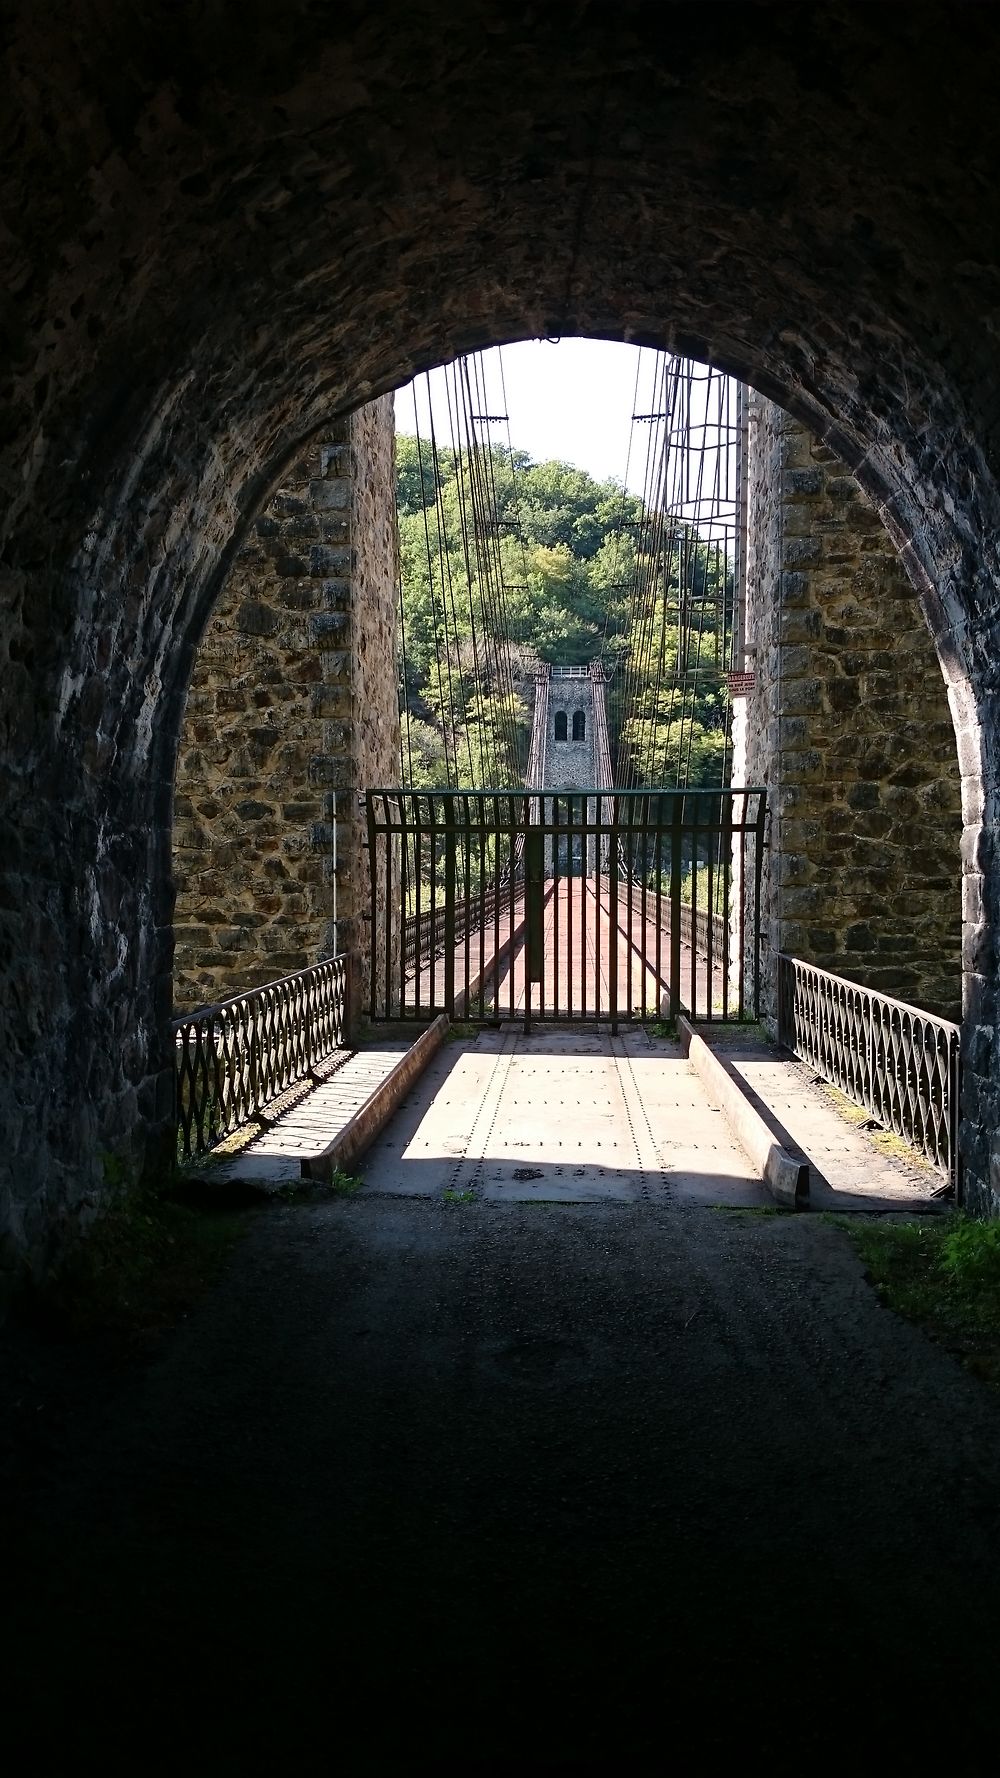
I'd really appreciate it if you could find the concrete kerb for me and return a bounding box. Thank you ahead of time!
[678,1015,810,1210]
[301,1014,450,1183]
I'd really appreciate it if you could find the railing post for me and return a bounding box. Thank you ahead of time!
[752,788,765,1022]
[366,790,379,1018]
[525,815,545,1036]
[609,792,620,1036]
[669,794,683,1022]
[443,797,457,1018]
[951,1027,963,1202]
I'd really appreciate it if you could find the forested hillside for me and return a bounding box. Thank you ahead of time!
[395,433,732,790]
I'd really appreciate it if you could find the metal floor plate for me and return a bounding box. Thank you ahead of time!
[358,1026,770,1205]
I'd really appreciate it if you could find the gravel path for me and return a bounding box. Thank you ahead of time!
[5,1197,1000,1765]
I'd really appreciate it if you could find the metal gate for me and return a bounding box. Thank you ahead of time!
[367,787,766,1028]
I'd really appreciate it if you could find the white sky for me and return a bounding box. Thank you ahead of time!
[398,339,660,497]
[397,339,738,527]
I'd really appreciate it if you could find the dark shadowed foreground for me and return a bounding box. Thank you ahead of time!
[5,1199,1000,1765]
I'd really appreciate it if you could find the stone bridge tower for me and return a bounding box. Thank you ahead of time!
[527,663,613,874]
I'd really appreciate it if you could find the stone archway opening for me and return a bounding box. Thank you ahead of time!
[4,4,1000,1290]
[170,345,964,1156]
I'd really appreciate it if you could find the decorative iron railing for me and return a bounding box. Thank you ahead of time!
[677,901,727,959]
[776,954,961,1190]
[403,877,520,970]
[172,954,350,1160]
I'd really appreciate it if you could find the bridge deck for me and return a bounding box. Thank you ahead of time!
[209,1023,941,1214]
[404,874,726,1021]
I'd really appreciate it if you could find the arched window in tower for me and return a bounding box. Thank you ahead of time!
[573,710,586,741]
[554,710,568,741]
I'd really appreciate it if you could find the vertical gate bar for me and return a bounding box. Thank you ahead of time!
[737,791,748,1021]
[443,796,457,1019]
[539,796,548,1020]
[515,794,524,1021]
[428,799,439,1012]
[548,800,555,1024]
[670,793,683,1022]
[690,800,700,1022]
[566,796,573,1020]
[596,801,604,1020]
[637,803,646,1022]
[697,800,704,1024]
[579,798,588,1020]
[589,795,596,1021]
[426,810,434,1018]
[383,795,394,1025]
[483,800,491,1024]
[594,800,604,1024]
[734,794,745,1021]
[525,805,545,1034]
[414,805,423,1022]
[722,794,733,1022]
[753,788,766,1022]
[507,798,514,1020]
[399,811,410,1021]
[624,800,632,1019]
[586,797,591,1015]
[463,793,472,1017]
[436,817,445,1013]
[706,802,716,1024]
[479,798,487,1021]
[610,790,620,1035]
[625,800,635,1021]
[647,800,654,1024]
[366,792,378,1018]
[736,790,747,1024]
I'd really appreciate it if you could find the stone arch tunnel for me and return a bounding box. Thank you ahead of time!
[3,0,1000,1286]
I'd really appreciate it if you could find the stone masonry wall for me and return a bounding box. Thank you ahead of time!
[173,396,400,1020]
[547,683,596,792]
[733,396,963,1026]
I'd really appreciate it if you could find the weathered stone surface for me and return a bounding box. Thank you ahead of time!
[173,399,400,1014]
[5,2,1000,1288]
[733,398,963,1025]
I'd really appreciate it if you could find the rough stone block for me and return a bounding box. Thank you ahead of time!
[309,477,350,510]
[310,544,352,577]
[784,468,822,495]
[310,611,349,642]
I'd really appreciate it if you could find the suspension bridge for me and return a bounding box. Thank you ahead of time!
[369,661,765,1029]
[376,349,763,1031]
[171,346,960,1203]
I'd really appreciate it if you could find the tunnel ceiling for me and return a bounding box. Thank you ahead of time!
[3,3,1000,537]
[1,0,1000,781]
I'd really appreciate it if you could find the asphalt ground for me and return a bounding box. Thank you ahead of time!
[4,1194,1000,1768]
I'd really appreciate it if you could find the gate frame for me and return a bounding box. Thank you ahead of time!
[366,786,767,1029]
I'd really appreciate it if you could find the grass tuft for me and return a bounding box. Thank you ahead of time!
[32,1189,245,1339]
[839,1212,1000,1385]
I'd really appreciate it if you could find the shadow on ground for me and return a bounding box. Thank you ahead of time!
[4,1196,1000,1765]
